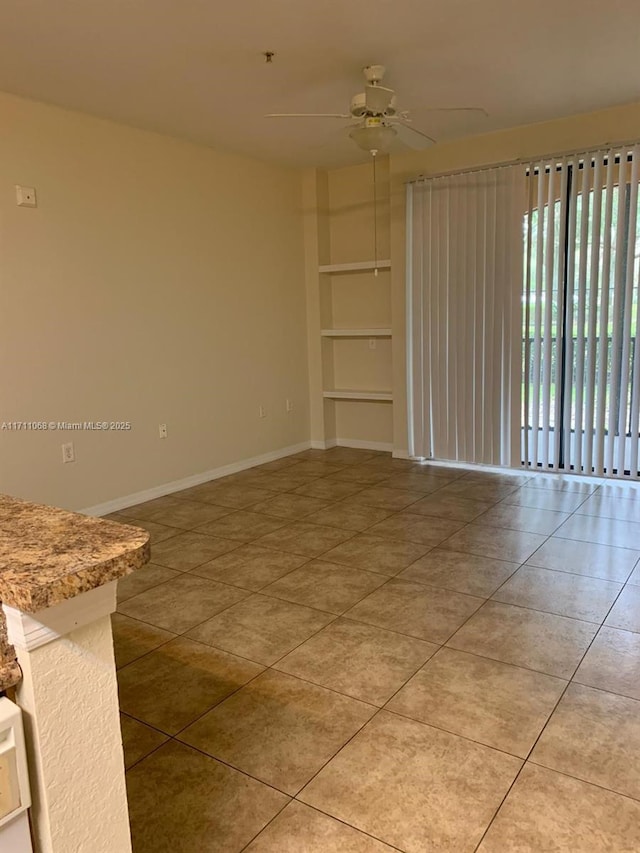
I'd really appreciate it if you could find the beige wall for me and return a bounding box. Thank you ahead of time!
[0,92,308,510]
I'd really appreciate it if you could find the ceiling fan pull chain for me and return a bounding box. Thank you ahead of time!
[373,153,378,276]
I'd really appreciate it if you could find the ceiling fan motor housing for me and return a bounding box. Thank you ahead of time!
[351,92,397,118]
[350,94,367,117]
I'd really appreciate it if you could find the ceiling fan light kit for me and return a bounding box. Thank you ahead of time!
[349,119,397,155]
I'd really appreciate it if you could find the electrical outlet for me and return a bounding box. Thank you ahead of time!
[158,424,168,439]
[369,338,377,350]
[61,442,75,463]
[286,399,294,413]
[258,405,266,419]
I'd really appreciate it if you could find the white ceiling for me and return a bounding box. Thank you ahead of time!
[0,0,638,168]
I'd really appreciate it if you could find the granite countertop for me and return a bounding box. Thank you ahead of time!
[0,493,150,692]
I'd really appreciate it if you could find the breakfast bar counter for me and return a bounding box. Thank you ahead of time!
[0,493,150,852]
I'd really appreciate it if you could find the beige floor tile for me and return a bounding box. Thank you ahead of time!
[461,471,532,488]
[577,493,640,522]
[347,579,482,643]
[253,457,302,472]
[289,448,340,461]
[117,563,180,602]
[186,594,334,665]
[628,562,640,585]
[188,544,307,590]
[248,471,321,492]
[605,583,640,632]
[447,600,597,678]
[477,763,640,853]
[118,637,262,734]
[120,713,168,770]
[492,566,622,623]
[524,476,596,494]
[595,482,640,500]
[179,669,375,795]
[574,626,640,700]
[474,504,569,535]
[440,524,548,563]
[328,467,392,486]
[275,618,437,705]
[322,534,431,577]
[555,514,640,549]
[256,521,355,557]
[249,493,330,521]
[121,495,184,521]
[501,486,589,512]
[366,512,465,546]
[108,514,180,544]
[531,683,640,800]
[141,499,231,530]
[304,503,392,532]
[399,549,519,597]
[359,457,418,473]
[245,801,395,852]
[293,479,367,501]
[111,613,175,669]
[117,574,247,633]
[299,711,521,853]
[127,741,288,853]
[526,537,639,582]
[406,493,493,522]
[196,510,287,542]
[376,473,445,493]
[286,461,346,477]
[178,482,278,509]
[343,486,424,511]
[322,448,382,465]
[436,480,521,503]
[150,531,239,570]
[411,462,465,478]
[263,560,386,614]
[387,647,565,757]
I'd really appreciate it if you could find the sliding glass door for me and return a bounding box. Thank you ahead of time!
[523,146,640,479]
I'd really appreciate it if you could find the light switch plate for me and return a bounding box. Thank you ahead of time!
[16,185,37,208]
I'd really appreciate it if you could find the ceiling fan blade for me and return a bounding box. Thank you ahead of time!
[394,123,437,150]
[265,113,350,119]
[365,84,394,115]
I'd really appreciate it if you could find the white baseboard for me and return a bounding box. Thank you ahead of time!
[310,438,393,453]
[411,457,530,477]
[81,440,312,517]
[392,448,410,459]
[336,438,393,453]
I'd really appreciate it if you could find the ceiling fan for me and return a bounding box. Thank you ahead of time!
[266,64,487,156]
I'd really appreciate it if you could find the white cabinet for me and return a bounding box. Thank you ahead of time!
[0,697,32,852]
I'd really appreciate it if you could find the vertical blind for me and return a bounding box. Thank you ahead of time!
[523,145,640,478]
[406,165,526,465]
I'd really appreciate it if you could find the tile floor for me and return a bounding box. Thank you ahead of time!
[109,448,640,852]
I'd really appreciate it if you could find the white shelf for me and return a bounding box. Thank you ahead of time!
[321,328,392,338]
[323,389,393,402]
[318,260,391,274]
